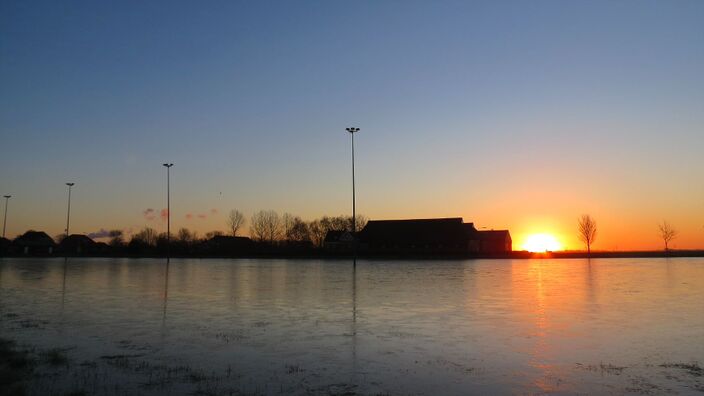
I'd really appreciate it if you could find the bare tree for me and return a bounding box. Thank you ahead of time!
[577,214,597,255]
[283,213,296,240]
[308,219,327,247]
[108,229,124,247]
[353,215,368,233]
[131,227,158,247]
[306,214,368,247]
[250,210,282,243]
[227,209,245,237]
[658,221,678,251]
[282,213,310,242]
[177,228,197,244]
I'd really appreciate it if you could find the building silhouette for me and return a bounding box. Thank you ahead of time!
[326,217,511,255]
[13,230,56,255]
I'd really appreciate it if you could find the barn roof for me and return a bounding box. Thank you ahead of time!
[359,218,470,245]
[476,230,512,241]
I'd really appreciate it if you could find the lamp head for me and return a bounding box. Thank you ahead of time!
[66,183,75,187]
[3,195,10,199]
[346,127,360,133]
[163,163,173,168]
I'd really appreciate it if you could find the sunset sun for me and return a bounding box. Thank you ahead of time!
[522,233,563,252]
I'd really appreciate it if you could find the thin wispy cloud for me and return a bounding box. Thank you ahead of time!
[143,208,156,221]
[183,209,217,220]
[87,229,111,239]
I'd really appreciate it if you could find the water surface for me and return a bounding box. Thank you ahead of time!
[1,257,703,395]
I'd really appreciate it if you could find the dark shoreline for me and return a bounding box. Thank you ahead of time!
[2,250,704,260]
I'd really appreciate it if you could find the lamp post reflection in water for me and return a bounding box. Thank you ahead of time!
[162,258,170,334]
[351,258,358,383]
[60,257,68,326]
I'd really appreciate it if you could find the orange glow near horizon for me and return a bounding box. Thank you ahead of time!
[522,233,563,252]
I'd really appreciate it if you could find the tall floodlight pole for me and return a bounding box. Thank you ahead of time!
[163,163,173,256]
[346,128,360,258]
[2,195,10,238]
[65,183,75,238]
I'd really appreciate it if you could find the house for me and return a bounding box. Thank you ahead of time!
[13,231,56,255]
[349,217,511,255]
[0,237,11,255]
[59,234,98,255]
[323,230,356,251]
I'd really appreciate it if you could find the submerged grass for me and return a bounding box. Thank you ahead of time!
[0,337,35,396]
[41,348,69,366]
[660,362,703,377]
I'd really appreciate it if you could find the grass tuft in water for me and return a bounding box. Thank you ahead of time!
[660,362,703,376]
[0,337,35,396]
[41,348,69,366]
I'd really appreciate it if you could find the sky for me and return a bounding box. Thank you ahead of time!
[1,0,703,250]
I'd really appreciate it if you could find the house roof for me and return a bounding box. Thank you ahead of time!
[14,231,56,247]
[324,230,344,242]
[324,230,354,243]
[323,230,359,243]
[204,235,253,246]
[477,230,511,241]
[59,234,97,247]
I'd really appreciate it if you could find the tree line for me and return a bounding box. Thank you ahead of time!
[0,210,369,256]
[577,214,680,254]
[117,209,367,249]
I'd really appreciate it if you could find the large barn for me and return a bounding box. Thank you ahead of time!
[325,217,511,254]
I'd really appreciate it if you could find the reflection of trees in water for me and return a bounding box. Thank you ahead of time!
[585,258,597,307]
[665,256,675,290]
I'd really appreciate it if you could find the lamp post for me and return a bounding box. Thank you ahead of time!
[163,163,173,256]
[346,127,360,257]
[65,183,75,238]
[2,195,10,239]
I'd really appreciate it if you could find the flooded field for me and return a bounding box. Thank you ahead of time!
[1,257,703,395]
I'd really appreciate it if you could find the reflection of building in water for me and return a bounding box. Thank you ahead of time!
[325,218,511,254]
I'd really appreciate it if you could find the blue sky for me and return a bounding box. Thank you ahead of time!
[1,1,703,249]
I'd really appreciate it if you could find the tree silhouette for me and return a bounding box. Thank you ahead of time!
[307,214,367,247]
[227,209,245,237]
[108,229,124,247]
[283,213,310,242]
[577,214,597,255]
[250,210,281,243]
[308,219,327,247]
[132,227,158,246]
[658,221,677,251]
[177,227,197,244]
[353,215,368,233]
